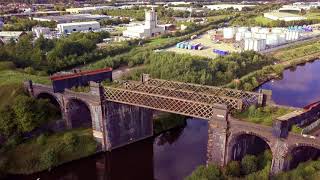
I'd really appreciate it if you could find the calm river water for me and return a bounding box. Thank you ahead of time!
[12,60,320,180]
[258,60,320,108]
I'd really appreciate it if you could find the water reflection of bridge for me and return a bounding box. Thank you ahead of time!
[25,74,320,174]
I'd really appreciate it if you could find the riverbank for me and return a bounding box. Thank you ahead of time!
[225,38,320,90]
[0,128,97,176]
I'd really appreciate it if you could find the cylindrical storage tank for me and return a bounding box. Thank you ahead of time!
[266,34,279,46]
[251,27,261,33]
[272,28,284,34]
[244,32,252,38]
[259,28,270,34]
[223,27,235,39]
[235,32,244,41]
[238,27,249,33]
[278,33,286,44]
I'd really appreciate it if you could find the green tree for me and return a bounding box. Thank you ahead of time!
[241,155,258,175]
[225,161,241,177]
[40,148,59,168]
[0,106,17,137]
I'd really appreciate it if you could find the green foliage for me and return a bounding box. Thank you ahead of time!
[225,161,241,177]
[233,106,292,126]
[3,17,56,31]
[291,125,303,134]
[40,148,59,168]
[63,132,79,152]
[3,128,97,174]
[13,95,52,132]
[0,31,110,73]
[186,164,223,180]
[241,155,258,175]
[0,106,17,137]
[36,134,47,146]
[275,160,320,180]
[0,61,15,71]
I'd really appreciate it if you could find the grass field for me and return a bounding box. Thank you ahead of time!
[254,16,274,26]
[306,12,320,20]
[165,33,240,59]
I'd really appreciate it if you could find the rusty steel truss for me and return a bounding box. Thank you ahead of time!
[103,77,263,120]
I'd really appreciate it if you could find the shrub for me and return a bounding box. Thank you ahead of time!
[40,148,59,168]
[225,161,241,177]
[36,134,47,145]
[24,67,35,75]
[0,61,15,71]
[241,155,258,175]
[186,164,224,180]
[63,132,79,151]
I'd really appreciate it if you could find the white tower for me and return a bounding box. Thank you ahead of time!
[145,7,157,29]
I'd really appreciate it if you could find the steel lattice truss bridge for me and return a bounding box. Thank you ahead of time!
[104,77,263,120]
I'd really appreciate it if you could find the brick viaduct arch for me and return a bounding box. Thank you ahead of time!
[25,81,320,175]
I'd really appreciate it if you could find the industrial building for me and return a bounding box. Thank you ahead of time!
[0,31,26,43]
[222,26,306,51]
[264,11,306,21]
[123,8,165,39]
[32,14,109,23]
[204,4,255,11]
[57,21,100,34]
[66,6,118,14]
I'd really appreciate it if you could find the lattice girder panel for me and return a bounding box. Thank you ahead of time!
[146,78,262,108]
[103,87,221,119]
[121,81,243,110]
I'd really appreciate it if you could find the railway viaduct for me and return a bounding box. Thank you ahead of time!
[25,74,320,174]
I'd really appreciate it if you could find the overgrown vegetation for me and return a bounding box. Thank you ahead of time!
[0,31,110,73]
[275,160,320,179]
[186,150,272,180]
[233,105,292,126]
[3,17,56,31]
[0,128,97,174]
[125,51,275,88]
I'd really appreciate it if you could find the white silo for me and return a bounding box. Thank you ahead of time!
[266,33,279,46]
[236,32,245,41]
[278,33,287,44]
[251,27,261,33]
[244,32,252,38]
[259,28,270,34]
[238,27,249,33]
[223,27,235,39]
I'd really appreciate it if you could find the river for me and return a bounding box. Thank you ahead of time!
[13,60,320,180]
[14,119,208,180]
[258,59,320,108]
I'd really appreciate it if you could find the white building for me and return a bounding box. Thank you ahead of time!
[264,12,306,21]
[204,4,255,11]
[123,8,165,39]
[57,21,100,34]
[0,31,26,43]
[32,27,51,38]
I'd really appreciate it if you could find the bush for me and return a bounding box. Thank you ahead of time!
[241,155,258,175]
[186,164,223,180]
[0,61,15,71]
[40,148,59,168]
[63,132,79,151]
[36,134,47,145]
[24,67,35,75]
[225,161,241,177]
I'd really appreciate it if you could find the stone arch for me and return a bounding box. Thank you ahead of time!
[36,92,62,109]
[287,143,320,169]
[227,131,273,161]
[66,98,93,129]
